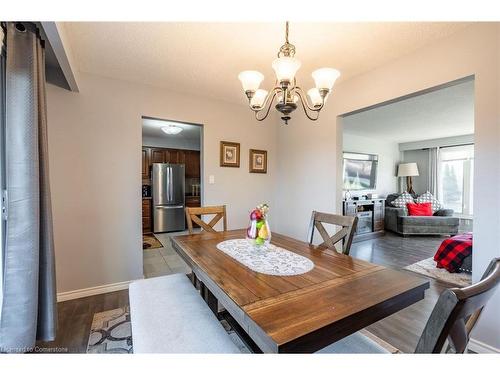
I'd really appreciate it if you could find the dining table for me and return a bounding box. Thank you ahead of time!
[170,229,430,353]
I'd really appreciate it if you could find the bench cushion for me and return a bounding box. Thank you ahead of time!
[129,274,239,353]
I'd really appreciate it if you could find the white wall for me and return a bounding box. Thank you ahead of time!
[343,133,400,197]
[47,72,278,293]
[142,135,200,151]
[275,23,500,350]
[402,149,430,195]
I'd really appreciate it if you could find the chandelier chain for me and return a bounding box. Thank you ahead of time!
[279,21,295,58]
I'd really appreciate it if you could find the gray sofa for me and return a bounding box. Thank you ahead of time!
[385,193,459,236]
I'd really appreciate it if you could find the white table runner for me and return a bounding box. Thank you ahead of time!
[216,239,314,276]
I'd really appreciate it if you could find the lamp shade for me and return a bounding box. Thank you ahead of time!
[238,70,264,92]
[312,68,340,91]
[307,88,323,107]
[397,163,419,177]
[250,89,268,108]
[272,57,301,83]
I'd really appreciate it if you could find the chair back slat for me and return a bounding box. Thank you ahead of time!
[308,211,358,255]
[415,258,500,353]
[185,205,227,234]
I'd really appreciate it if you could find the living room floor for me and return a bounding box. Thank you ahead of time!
[350,231,445,269]
[348,232,456,352]
[37,231,455,353]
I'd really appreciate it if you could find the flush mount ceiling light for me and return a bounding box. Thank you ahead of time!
[161,125,183,135]
[238,22,340,125]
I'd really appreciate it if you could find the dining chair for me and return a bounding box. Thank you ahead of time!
[319,257,500,353]
[415,257,500,353]
[184,205,227,308]
[185,205,227,234]
[307,211,358,255]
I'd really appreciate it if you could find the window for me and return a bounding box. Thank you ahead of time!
[438,144,474,216]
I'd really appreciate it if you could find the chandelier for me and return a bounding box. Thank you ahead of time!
[238,22,340,125]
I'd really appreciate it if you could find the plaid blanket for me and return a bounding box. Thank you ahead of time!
[434,233,473,273]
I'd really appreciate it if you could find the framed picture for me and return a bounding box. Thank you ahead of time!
[249,149,267,173]
[220,141,240,167]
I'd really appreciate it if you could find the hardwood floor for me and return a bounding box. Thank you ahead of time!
[37,231,452,353]
[350,232,454,353]
[36,290,129,353]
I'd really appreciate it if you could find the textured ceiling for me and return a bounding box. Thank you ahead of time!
[343,79,474,143]
[64,22,472,103]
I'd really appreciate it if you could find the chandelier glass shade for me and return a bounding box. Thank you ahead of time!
[238,22,340,125]
[238,70,264,92]
[250,89,269,109]
[272,57,301,83]
[307,88,323,107]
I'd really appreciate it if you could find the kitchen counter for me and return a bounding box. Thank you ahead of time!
[142,196,152,200]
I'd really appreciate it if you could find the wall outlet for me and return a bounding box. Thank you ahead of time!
[209,175,215,184]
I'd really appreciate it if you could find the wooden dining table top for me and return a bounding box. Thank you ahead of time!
[170,229,430,353]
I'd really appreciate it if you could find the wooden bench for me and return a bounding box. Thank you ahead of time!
[129,274,239,353]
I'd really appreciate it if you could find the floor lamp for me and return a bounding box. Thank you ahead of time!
[398,163,419,195]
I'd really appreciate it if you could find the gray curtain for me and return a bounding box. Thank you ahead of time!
[0,22,57,352]
[428,147,440,196]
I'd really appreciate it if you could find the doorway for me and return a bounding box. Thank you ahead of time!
[338,76,474,272]
[141,116,203,278]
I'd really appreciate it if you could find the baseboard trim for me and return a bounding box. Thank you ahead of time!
[57,280,135,302]
[468,338,500,354]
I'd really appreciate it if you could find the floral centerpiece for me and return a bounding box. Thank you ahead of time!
[246,203,271,246]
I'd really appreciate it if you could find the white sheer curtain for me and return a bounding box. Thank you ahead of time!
[428,147,440,197]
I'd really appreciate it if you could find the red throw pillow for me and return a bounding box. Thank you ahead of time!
[407,202,433,216]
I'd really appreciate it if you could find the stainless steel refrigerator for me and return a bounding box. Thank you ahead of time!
[152,163,185,232]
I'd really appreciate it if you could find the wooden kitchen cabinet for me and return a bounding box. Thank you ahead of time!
[185,196,201,207]
[166,149,176,163]
[144,147,199,176]
[193,151,200,178]
[177,150,186,164]
[142,198,152,234]
[142,147,150,179]
[184,150,200,178]
[150,148,167,163]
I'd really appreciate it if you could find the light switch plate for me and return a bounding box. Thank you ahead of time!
[209,175,215,184]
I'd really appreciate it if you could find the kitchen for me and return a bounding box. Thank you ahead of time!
[141,117,202,273]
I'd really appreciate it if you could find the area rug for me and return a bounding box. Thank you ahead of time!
[86,306,398,354]
[86,306,249,354]
[87,307,133,353]
[143,234,163,250]
[404,257,472,287]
